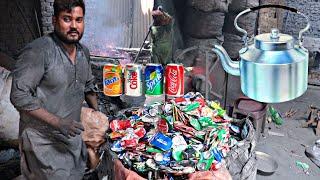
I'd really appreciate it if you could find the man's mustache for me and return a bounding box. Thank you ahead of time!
[67,30,79,35]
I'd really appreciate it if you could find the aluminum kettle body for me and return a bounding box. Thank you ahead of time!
[213,4,310,103]
[239,45,308,103]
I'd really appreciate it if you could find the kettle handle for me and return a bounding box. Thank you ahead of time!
[235,4,310,49]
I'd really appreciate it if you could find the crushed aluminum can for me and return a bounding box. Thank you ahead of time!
[135,142,146,151]
[149,132,172,151]
[122,138,138,148]
[154,151,171,165]
[157,118,169,133]
[134,127,146,138]
[171,165,184,171]
[196,162,206,171]
[146,159,158,170]
[111,140,125,152]
[201,106,217,118]
[109,131,124,140]
[172,149,183,162]
[183,92,196,99]
[197,151,215,171]
[203,151,212,160]
[182,167,195,174]
[133,162,147,172]
[149,107,158,117]
[178,160,197,167]
[230,124,240,134]
[210,160,222,171]
[163,103,173,114]
[212,148,223,162]
[110,119,132,132]
[154,152,164,162]
[172,135,188,151]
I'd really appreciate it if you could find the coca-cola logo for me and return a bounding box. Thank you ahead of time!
[129,71,138,89]
[168,69,178,93]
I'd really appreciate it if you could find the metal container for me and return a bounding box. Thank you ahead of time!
[213,5,310,103]
[124,63,143,96]
[103,64,122,96]
[165,64,184,98]
[256,151,278,175]
[145,63,164,95]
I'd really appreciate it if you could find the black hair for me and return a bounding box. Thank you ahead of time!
[53,0,85,17]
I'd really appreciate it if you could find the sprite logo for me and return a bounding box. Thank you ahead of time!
[146,70,162,92]
[104,76,119,86]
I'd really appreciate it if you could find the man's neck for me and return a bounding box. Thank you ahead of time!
[61,42,77,63]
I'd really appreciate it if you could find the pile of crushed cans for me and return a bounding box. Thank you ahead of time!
[108,92,241,177]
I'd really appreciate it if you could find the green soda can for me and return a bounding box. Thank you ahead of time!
[144,63,164,95]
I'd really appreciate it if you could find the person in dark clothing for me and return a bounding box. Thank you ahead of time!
[10,0,98,179]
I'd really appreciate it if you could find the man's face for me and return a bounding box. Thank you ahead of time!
[53,6,84,44]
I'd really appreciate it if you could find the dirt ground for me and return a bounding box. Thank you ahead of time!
[256,85,320,180]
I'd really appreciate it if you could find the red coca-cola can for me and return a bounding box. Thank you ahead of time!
[165,63,184,98]
[110,120,132,132]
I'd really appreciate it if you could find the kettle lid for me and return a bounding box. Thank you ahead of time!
[254,28,294,51]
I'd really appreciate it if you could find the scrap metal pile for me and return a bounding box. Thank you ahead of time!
[108,92,244,176]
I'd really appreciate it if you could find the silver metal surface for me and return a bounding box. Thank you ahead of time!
[270,28,280,39]
[213,42,308,103]
[256,151,278,175]
[254,32,294,51]
[240,45,308,103]
[297,11,311,48]
[234,8,251,48]
[213,45,240,76]
[214,6,310,103]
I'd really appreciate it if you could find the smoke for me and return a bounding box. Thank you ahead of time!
[81,0,131,56]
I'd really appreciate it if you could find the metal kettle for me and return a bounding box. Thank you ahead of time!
[213,5,310,103]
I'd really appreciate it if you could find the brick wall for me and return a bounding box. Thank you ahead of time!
[283,0,320,51]
[284,0,320,38]
[40,0,54,34]
[0,0,41,58]
[258,0,286,34]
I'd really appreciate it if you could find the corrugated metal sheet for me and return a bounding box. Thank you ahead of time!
[131,0,154,48]
[83,0,153,51]
[104,0,132,47]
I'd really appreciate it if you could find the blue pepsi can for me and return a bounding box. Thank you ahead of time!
[149,132,172,151]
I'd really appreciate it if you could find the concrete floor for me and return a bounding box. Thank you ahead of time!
[256,85,320,180]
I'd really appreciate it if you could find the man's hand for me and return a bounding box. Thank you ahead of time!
[56,118,84,138]
[24,108,84,138]
[114,159,146,180]
[188,167,232,180]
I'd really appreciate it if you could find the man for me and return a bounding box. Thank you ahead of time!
[10,0,98,179]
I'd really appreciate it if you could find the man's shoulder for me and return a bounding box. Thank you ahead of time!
[26,34,55,50]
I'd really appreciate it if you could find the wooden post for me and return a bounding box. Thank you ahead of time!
[257,0,286,33]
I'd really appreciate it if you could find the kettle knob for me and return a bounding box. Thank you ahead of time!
[270,28,280,39]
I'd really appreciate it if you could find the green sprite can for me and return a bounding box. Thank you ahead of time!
[144,63,163,95]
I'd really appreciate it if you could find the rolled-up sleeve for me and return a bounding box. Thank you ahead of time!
[10,46,45,111]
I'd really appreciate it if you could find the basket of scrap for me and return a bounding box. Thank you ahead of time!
[96,92,257,179]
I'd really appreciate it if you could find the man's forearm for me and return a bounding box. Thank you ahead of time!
[85,92,98,111]
[24,108,60,128]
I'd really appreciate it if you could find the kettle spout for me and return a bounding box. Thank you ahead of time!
[212,45,240,76]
